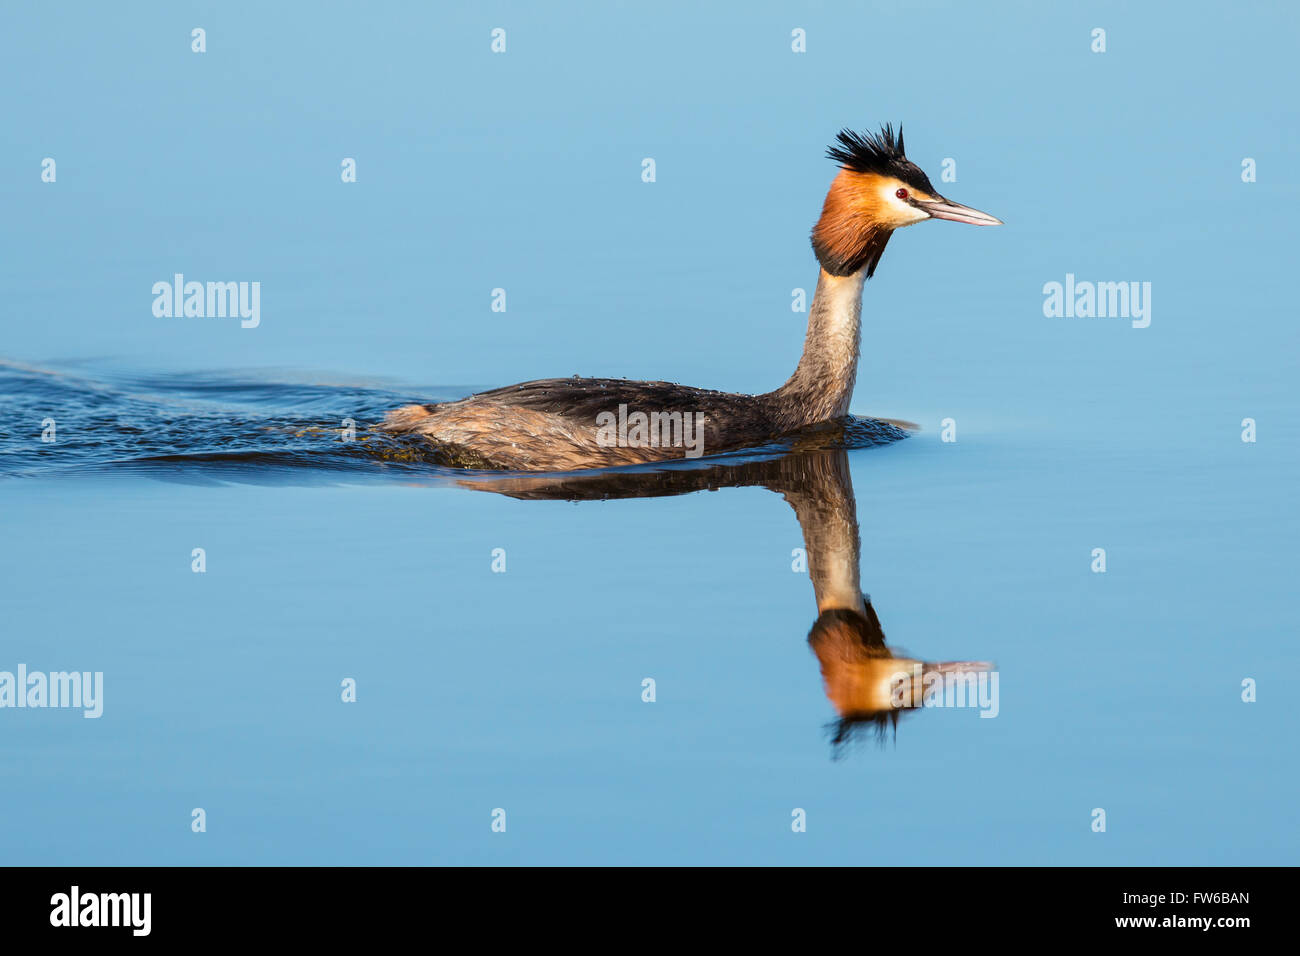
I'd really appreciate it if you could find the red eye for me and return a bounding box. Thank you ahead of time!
[896,188,909,200]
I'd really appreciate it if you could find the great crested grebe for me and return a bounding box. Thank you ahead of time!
[383,125,1001,471]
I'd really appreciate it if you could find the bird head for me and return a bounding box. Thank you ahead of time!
[807,603,994,754]
[811,124,1002,278]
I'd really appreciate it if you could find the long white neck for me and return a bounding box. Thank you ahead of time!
[766,267,867,428]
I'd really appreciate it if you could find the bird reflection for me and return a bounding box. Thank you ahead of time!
[457,446,991,755]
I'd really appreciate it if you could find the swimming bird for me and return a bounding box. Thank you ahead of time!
[382,125,1001,471]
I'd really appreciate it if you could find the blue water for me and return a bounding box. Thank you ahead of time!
[2,1,1297,865]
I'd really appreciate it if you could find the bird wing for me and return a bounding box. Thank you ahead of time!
[448,377,754,419]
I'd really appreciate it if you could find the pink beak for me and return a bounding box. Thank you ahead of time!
[918,196,1003,226]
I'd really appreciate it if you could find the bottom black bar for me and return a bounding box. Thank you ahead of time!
[0,866,1280,940]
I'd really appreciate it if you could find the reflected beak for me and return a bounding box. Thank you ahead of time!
[918,196,1003,226]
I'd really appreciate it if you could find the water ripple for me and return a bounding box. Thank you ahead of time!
[0,360,909,483]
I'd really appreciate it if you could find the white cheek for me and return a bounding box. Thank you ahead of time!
[879,187,929,225]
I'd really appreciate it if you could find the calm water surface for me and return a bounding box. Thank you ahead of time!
[1,361,1293,865]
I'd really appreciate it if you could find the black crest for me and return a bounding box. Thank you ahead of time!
[826,124,935,194]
